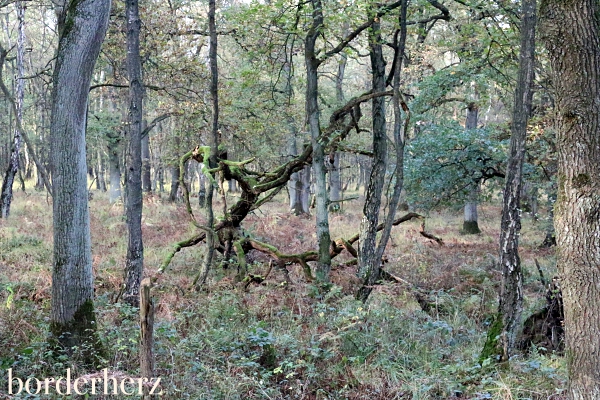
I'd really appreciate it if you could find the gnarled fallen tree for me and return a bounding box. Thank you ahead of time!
[158,89,442,286]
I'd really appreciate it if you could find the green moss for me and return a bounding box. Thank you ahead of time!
[479,313,503,364]
[462,221,481,235]
[49,299,105,368]
[60,0,81,38]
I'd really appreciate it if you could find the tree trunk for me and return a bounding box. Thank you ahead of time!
[168,165,179,202]
[49,0,110,365]
[299,165,311,214]
[329,24,347,213]
[228,179,236,193]
[0,2,24,218]
[195,0,219,287]
[357,16,388,302]
[328,152,342,212]
[306,0,331,284]
[288,148,300,213]
[540,0,600,397]
[97,149,107,192]
[371,0,409,292]
[108,139,122,203]
[198,164,206,206]
[123,0,144,307]
[142,128,152,192]
[481,0,536,363]
[463,195,481,234]
[463,102,481,234]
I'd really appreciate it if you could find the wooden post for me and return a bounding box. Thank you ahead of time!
[140,278,155,397]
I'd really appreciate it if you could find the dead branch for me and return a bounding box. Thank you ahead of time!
[419,221,444,245]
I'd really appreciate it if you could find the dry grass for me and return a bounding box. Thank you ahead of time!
[0,187,564,399]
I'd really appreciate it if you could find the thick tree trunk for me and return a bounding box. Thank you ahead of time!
[49,0,110,364]
[357,18,388,302]
[463,102,481,234]
[0,2,24,218]
[540,1,600,397]
[482,0,536,363]
[306,0,331,284]
[123,0,144,307]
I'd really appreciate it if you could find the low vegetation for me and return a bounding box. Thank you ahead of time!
[0,188,564,399]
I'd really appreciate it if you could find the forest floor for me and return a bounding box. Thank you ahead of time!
[0,187,565,399]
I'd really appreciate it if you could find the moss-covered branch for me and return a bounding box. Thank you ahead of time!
[244,238,316,281]
[158,233,206,273]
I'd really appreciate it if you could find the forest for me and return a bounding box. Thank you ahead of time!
[0,0,599,398]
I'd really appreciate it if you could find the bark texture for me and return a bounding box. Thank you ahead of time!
[196,0,219,287]
[540,0,600,397]
[306,0,332,284]
[49,0,110,363]
[142,130,152,192]
[356,19,388,302]
[107,128,122,203]
[123,0,144,307]
[463,102,481,234]
[0,2,25,218]
[494,0,536,362]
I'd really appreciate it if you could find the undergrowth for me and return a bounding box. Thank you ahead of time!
[0,189,565,399]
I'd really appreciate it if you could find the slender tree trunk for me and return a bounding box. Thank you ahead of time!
[328,152,341,211]
[49,0,110,364]
[481,0,536,363]
[0,2,24,218]
[196,0,219,287]
[463,102,481,234]
[540,0,600,397]
[329,23,348,213]
[300,165,311,213]
[123,0,144,307]
[356,17,388,302]
[306,0,331,284]
[288,136,301,212]
[98,149,107,192]
[142,127,151,192]
[372,0,409,285]
[108,139,122,203]
[198,165,206,206]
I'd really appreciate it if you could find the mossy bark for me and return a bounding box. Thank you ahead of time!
[49,0,110,370]
[462,220,481,235]
[479,313,503,364]
[49,300,105,367]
